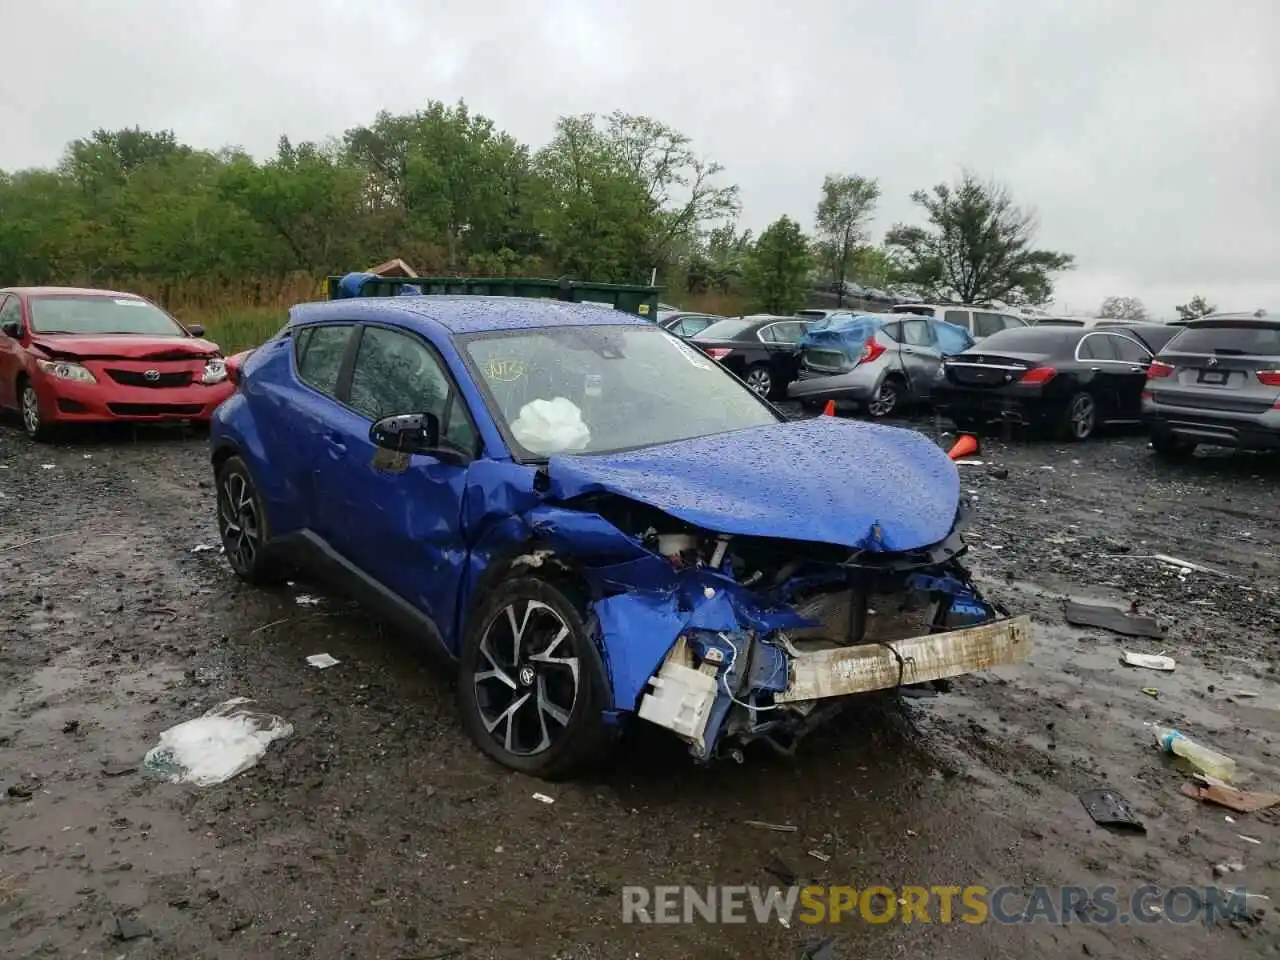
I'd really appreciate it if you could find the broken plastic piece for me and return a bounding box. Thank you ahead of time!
[1066,601,1165,639]
[636,641,718,755]
[1120,651,1175,672]
[1142,687,1160,698]
[305,653,339,669]
[744,820,798,832]
[1180,782,1280,813]
[531,792,555,804]
[1079,788,1146,833]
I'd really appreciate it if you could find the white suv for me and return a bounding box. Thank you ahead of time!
[890,303,1028,340]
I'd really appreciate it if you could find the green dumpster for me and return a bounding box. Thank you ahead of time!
[326,273,661,321]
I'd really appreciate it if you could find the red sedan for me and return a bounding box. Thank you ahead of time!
[0,286,235,441]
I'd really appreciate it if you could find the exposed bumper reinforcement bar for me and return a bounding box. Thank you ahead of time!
[775,614,1033,702]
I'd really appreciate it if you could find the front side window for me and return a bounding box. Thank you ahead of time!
[348,326,475,452]
[0,295,20,331]
[902,319,935,346]
[295,324,354,397]
[1111,336,1152,363]
[464,324,779,458]
[28,295,186,336]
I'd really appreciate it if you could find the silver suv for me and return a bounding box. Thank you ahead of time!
[890,303,1028,340]
[1142,312,1280,457]
[787,315,966,417]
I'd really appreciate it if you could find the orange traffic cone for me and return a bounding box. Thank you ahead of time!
[822,399,837,417]
[947,434,980,460]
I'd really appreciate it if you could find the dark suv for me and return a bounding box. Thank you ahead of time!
[1142,312,1280,457]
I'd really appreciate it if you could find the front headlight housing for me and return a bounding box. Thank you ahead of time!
[200,359,228,384]
[36,359,97,383]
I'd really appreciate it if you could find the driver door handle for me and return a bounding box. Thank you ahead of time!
[325,431,347,458]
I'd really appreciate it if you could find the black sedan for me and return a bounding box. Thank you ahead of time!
[658,311,724,338]
[931,324,1175,440]
[689,315,812,399]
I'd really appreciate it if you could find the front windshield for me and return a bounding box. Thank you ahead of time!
[463,324,780,458]
[29,296,186,336]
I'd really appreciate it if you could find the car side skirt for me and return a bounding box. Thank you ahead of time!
[269,529,457,667]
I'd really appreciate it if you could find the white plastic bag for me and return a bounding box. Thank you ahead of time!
[143,697,293,786]
[510,397,591,454]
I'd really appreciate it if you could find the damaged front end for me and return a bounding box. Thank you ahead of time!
[523,491,1031,764]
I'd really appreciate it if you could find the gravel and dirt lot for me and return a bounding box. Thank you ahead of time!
[2,412,1277,959]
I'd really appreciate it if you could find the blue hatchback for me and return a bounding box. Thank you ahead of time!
[210,296,1028,778]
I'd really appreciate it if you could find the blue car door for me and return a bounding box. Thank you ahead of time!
[320,322,481,641]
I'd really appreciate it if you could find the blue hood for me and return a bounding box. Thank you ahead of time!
[547,418,960,552]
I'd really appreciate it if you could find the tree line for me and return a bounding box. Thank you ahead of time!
[0,99,1080,313]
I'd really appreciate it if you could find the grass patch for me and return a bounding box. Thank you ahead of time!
[178,307,287,354]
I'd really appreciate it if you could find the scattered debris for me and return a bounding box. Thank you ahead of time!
[190,543,217,554]
[294,594,322,607]
[1079,788,1146,833]
[989,466,1010,480]
[1155,727,1236,781]
[101,762,137,778]
[1121,651,1175,672]
[142,697,293,787]
[1066,601,1165,639]
[40,464,55,470]
[1142,687,1160,699]
[531,793,555,804]
[799,935,836,960]
[1181,782,1280,813]
[6,784,33,800]
[1233,690,1260,699]
[1238,834,1262,845]
[305,653,340,670]
[111,915,151,941]
[954,459,985,466]
[744,820,798,833]
[764,854,798,886]
[61,719,80,734]
[807,850,831,863]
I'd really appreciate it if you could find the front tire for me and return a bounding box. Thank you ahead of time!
[215,455,284,584]
[18,378,53,443]
[458,577,614,779]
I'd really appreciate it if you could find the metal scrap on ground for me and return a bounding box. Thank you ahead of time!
[1065,601,1165,639]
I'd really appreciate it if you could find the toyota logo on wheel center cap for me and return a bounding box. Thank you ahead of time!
[517,665,535,687]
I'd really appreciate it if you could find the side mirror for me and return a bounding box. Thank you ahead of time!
[1,319,21,339]
[369,413,470,465]
[185,323,206,337]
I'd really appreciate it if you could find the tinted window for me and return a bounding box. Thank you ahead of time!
[943,310,969,329]
[976,327,1080,354]
[1111,335,1152,363]
[1078,334,1119,361]
[758,323,781,343]
[673,317,704,337]
[28,295,184,336]
[348,326,476,452]
[1127,326,1181,353]
[973,312,1006,338]
[693,318,755,340]
[1000,314,1027,330]
[295,324,354,397]
[902,319,935,346]
[770,321,808,344]
[1165,324,1280,356]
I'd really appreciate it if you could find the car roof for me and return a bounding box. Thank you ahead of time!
[1,286,146,299]
[289,295,654,336]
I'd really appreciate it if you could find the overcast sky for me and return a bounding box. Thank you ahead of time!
[1,0,1275,317]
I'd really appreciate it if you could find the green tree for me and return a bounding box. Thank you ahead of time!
[742,216,811,314]
[1099,296,1149,321]
[814,174,879,302]
[1175,295,1216,320]
[885,172,1074,305]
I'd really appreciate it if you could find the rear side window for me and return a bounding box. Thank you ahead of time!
[973,312,1006,338]
[295,324,354,397]
[1166,325,1280,356]
[902,319,935,346]
[879,321,903,343]
[1000,314,1026,330]
[943,309,969,329]
[1111,336,1151,363]
[1078,334,1119,361]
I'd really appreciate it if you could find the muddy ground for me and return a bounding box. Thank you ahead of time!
[1,411,1278,960]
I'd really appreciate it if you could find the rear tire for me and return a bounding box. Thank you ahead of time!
[215,455,285,585]
[743,364,773,398]
[458,576,615,780]
[1151,431,1198,460]
[1059,391,1097,441]
[867,377,903,418]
